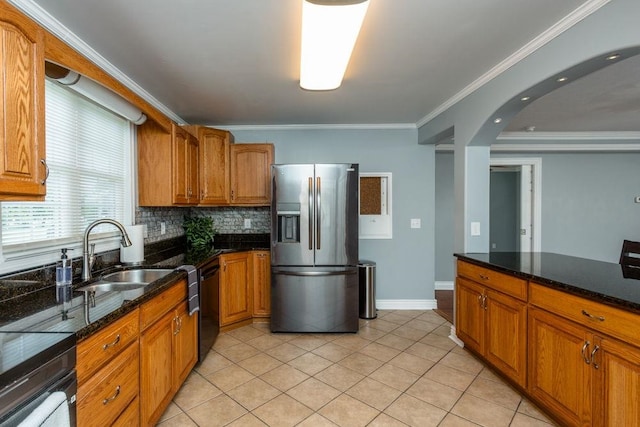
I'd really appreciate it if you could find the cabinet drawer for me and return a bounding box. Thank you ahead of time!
[77,309,139,382]
[112,397,139,427]
[140,279,187,330]
[77,342,139,427]
[457,260,527,301]
[529,282,640,347]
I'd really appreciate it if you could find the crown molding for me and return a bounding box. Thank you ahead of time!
[220,123,417,132]
[498,131,640,141]
[8,0,185,124]
[436,143,640,152]
[416,0,611,128]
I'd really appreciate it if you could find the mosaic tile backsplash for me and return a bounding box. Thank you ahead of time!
[136,206,270,243]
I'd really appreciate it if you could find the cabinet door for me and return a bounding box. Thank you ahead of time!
[220,252,253,326]
[593,335,640,426]
[0,7,46,200]
[455,277,484,354]
[172,126,191,204]
[252,251,271,317]
[485,288,527,387]
[230,144,274,205]
[528,307,592,426]
[187,133,199,203]
[140,309,175,426]
[174,303,198,387]
[199,128,230,205]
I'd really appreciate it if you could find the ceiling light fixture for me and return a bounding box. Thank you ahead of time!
[606,53,621,61]
[493,117,502,124]
[520,96,531,101]
[556,76,568,82]
[300,0,370,91]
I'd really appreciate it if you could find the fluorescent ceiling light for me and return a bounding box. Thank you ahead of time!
[300,0,370,91]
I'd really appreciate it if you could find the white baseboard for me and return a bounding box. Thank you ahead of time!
[376,299,437,310]
[435,281,454,291]
[448,325,464,347]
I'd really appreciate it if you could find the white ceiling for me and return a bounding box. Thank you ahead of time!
[22,0,638,132]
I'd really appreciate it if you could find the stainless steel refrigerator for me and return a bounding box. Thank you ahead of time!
[271,163,359,333]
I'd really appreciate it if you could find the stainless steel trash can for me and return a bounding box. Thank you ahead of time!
[359,260,377,319]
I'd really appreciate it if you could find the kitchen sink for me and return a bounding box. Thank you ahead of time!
[100,268,175,284]
[77,281,147,292]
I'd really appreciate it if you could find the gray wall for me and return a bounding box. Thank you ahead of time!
[435,152,454,281]
[435,151,640,282]
[229,127,436,301]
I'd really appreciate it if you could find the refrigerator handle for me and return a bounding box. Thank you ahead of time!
[308,177,313,250]
[316,177,321,250]
[273,269,357,277]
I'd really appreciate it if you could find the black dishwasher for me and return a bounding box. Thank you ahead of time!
[198,256,220,362]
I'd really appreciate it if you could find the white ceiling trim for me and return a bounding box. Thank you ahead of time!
[416,0,611,129]
[436,143,640,152]
[8,0,185,124]
[221,123,418,132]
[498,131,640,141]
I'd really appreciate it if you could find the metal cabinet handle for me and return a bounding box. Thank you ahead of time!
[40,159,49,185]
[479,274,489,281]
[482,295,488,310]
[581,341,591,365]
[591,345,600,369]
[102,334,121,350]
[581,310,605,322]
[102,385,121,405]
[477,295,483,306]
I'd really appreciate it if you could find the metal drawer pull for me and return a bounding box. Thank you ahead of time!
[102,334,121,350]
[479,274,489,280]
[103,385,121,405]
[581,341,591,364]
[581,310,605,322]
[591,345,600,369]
[40,159,50,185]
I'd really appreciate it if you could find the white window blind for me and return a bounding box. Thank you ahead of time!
[1,80,131,250]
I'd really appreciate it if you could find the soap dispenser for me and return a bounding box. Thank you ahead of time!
[56,248,73,303]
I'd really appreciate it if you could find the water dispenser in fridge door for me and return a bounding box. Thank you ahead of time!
[276,203,300,243]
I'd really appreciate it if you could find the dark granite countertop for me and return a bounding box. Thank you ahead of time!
[455,252,640,314]
[0,234,270,341]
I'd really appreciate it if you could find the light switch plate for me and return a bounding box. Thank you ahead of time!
[244,218,252,229]
[410,218,421,229]
[470,222,481,236]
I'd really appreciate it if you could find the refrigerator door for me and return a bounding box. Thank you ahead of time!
[271,164,315,266]
[314,164,359,266]
[271,266,359,332]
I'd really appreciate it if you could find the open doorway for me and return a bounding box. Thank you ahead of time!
[490,157,541,252]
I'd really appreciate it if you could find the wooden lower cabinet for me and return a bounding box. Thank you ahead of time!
[455,275,527,386]
[77,343,139,427]
[528,307,592,426]
[220,252,253,327]
[529,306,640,426]
[139,280,198,426]
[252,251,270,317]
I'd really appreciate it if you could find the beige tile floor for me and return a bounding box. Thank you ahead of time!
[157,310,559,427]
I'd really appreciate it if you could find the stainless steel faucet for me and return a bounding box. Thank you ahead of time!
[82,219,132,281]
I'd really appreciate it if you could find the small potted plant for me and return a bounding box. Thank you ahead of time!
[183,216,216,249]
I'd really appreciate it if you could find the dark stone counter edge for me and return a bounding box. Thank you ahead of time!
[75,246,270,342]
[455,253,640,315]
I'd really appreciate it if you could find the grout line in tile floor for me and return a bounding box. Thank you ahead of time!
[157,310,559,427]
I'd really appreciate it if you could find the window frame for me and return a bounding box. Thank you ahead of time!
[0,81,136,275]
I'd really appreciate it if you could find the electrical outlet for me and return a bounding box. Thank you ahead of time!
[244,218,252,229]
[160,222,166,235]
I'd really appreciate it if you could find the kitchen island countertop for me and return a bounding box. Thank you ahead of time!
[455,252,640,314]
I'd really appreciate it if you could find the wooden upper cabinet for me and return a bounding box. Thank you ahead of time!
[0,3,46,200]
[230,143,274,205]
[184,125,232,205]
[138,121,198,206]
[172,126,199,205]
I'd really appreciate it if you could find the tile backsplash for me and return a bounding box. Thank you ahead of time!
[136,206,270,243]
